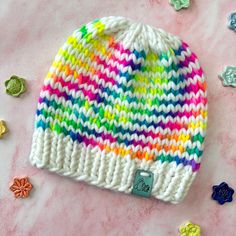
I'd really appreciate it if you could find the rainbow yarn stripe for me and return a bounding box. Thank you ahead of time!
[35,18,207,174]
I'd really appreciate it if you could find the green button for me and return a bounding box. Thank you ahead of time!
[131,169,154,198]
[5,75,26,97]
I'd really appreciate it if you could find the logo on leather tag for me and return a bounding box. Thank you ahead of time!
[131,169,154,198]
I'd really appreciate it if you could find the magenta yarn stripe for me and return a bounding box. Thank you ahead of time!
[41,82,207,109]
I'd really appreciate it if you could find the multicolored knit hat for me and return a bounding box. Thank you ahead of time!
[30,16,207,203]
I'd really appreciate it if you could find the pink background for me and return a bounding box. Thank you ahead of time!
[0,0,236,235]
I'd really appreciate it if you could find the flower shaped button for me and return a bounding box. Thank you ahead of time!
[169,0,190,11]
[219,66,236,87]
[0,120,8,138]
[228,12,236,32]
[5,75,26,97]
[212,182,234,205]
[179,221,201,236]
[10,177,33,198]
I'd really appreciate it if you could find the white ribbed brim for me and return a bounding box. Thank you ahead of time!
[29,129,196,203]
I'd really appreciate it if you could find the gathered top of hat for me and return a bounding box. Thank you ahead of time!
[30,16,207,203]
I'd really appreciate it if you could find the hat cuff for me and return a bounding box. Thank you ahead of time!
[30,129,196,203]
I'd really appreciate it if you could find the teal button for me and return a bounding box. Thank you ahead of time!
[131,169,154,198]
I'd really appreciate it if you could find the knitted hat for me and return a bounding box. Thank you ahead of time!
[30,16,207,203]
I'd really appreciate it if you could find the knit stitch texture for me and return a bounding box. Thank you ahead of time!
[30,16,208,203]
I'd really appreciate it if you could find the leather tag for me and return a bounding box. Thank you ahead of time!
[131,169,154,198]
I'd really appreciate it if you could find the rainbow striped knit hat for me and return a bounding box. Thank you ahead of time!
[30,16,207,203]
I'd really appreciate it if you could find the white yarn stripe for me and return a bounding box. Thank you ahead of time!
[36,110,205,149]
[36,104,207,146]
[40,83,207,115]
[37,93,207,124]
[37,95,207,140]
[35,118,205,163]
[51,45,204,92]
[36,102,207,139]
[49,58,204,93]
[41,82,207,115]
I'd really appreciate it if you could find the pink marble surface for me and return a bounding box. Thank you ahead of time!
[0,0,236,235]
